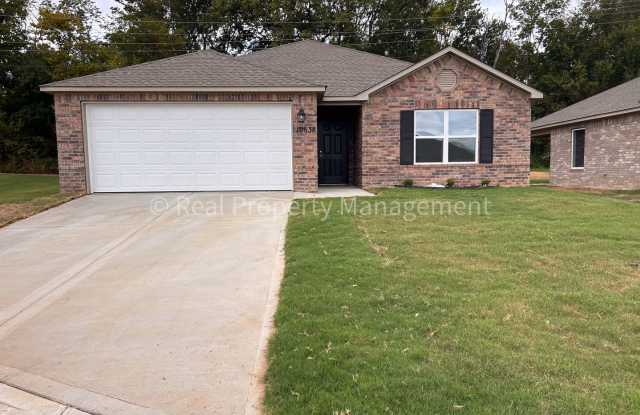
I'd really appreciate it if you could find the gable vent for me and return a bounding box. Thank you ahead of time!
[437,69,458,91]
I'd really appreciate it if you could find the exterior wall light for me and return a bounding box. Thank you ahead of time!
[297,108,306,123]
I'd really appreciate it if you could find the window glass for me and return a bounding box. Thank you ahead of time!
[449,111,477,136]
[572,130,585,168]
[415,111,444,136]
[416,138,443,163]
[414,110,478,163]
[448,137,476,162]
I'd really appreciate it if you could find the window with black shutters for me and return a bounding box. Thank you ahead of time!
[572,129,585,169]
[414,109,478,164]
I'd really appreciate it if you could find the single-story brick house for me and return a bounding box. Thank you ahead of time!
[41,40,542,193]
[532,77,640,190]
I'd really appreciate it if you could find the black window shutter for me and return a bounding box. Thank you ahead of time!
[479,109,494,164]
[400,111,414,165]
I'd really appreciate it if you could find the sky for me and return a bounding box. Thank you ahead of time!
[92,0,510,19]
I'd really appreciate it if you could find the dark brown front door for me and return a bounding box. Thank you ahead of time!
[318,119,350,184]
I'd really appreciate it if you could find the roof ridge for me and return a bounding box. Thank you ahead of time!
[244,38,413,66]
[242,39,306,56]
[236,54,325,88]
[201,51,324,87]
[193,47,322,87]
[302,39,413,65]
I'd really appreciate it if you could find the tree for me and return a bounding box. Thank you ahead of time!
[108,0,186,65]
[0,0,58,172]
[0,0,29,80]
[34,0,121,79]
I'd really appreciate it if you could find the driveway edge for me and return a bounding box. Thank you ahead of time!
[0,364,164,415]
[244,203,290,415]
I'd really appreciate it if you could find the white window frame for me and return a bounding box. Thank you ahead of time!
[414,109,479,165]
[571,128,585,170]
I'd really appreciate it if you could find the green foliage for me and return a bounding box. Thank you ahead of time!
[108,0,187,65]
[402,178,414,187]
[531,135,551,170]
[34,0,122,79]
[481,178,491,187]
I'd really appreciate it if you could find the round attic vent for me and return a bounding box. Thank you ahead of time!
[437,69,458,91]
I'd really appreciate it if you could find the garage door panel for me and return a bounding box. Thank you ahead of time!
[94,173,117,188]
[269,173,290,186]
[195,152,218,163]
[269,151,291,164]
[245,152,268,164]
[195,174,218,186]
[118,152,141,164]
[86,103,292,192]
[221,174,242,186]
[141,130,164,143]
[145,173,170,187]
[119,129,139,142]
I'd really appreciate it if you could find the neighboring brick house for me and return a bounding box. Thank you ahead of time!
[532,77,640,190]
[41,40,542,194]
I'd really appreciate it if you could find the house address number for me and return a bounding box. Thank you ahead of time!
[296,126,316,133]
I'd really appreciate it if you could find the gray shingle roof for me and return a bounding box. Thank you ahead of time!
[532,76,640,130]
[41,49,322,89]
[241,40,413,97]
[41,40,537,101]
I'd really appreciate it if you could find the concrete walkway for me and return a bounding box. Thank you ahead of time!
[0,192,291,415]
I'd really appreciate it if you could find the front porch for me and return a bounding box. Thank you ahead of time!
[294,185,374,199]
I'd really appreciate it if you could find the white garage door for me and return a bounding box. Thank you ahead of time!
[85,103,293,192]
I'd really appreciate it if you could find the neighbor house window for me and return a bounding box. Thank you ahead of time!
[414,110,478,164]
[572,129,585,169]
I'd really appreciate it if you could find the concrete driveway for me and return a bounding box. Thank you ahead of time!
[0,192,291,415]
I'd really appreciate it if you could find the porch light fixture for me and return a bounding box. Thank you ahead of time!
[297,108,306,123]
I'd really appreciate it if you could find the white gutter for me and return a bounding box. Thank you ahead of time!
[40,86,327,93]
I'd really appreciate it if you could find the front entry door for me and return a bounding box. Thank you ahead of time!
[318,118,350,184]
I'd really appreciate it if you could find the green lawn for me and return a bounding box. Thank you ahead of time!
[603,189,640,203]
[529,178,550,185]
[0,174,60,203]
[0,174,75,226]
[265,187,640,414]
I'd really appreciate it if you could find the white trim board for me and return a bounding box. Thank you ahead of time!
[571,128,586,170]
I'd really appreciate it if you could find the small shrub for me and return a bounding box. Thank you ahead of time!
[481,179,491,187]
[402,179,414,187]
[445,178,456,188]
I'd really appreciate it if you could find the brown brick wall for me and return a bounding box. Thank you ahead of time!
[360,54,532,188]
[52,92,318,193]
[547,112,640,190]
